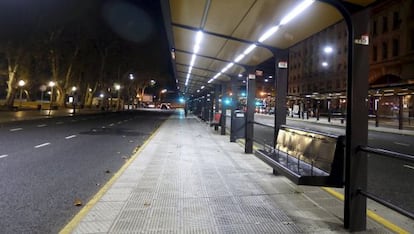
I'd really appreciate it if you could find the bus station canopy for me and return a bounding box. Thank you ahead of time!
[163,0,375,95]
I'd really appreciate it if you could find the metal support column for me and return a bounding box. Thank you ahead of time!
[207,93,213,122]
[273,50,289,147]
[230,76,238,142]
[245,73,256,153]
[344,7,370,231]
[399,95,403,130]
[220,83,227,135]
[214,85,221,131]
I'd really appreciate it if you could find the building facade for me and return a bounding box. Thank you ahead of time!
[287,0,414,126]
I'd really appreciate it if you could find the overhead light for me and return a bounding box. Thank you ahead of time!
[221,62,234,73]
[195,31,203,45]
[214,73,221,79]
[201,86,205,89]
[208,79,214,83]
[280,0,315,26]
[258,26,279,43]
[269,75,273,78]
[193,44,200,54]
[243,44,256,55]
[234,54,245,62]
[190,54,196,66]
[321,62,328,67]
[324,46,333,54]
[188,66,193,73]
[197,89,200,93]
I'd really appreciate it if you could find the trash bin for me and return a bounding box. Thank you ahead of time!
[231,110,245,142]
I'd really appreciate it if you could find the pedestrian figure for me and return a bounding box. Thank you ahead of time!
[184,102,188,117]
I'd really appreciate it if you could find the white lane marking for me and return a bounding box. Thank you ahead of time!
[109,123,115,126]
[117,121,122,124]
[10,128,23,132]
[101,126,106,129]
[56,121,64,125]
[37,124,47,128]
[65,135,77,139]
[394,142,410,147]
[34,143,51,148]
[0,154,8,159]
[403,165,414,170]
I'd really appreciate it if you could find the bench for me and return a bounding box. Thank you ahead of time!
[330,112,345,124]
[210,113,222,130]
[255,125,345,187]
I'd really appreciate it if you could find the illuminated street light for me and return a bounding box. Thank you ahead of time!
[48,81,56,112]
[114,84,121,110]
[18,80,25,107]
[71,86,77,92]
[129,74,134,80]
[322,61,329,67]
[324,46,333,54]
[99,93,104,98]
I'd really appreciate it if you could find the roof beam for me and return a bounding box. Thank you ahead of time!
[176,62,234,78]
[172,23,279,52]
[175,48,243,67]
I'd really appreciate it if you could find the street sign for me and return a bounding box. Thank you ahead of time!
[278,61,288,68]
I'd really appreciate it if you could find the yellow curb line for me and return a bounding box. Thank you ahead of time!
[322,187,409,234]
[59,122,164,234]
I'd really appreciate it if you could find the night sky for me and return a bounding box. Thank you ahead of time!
[0,0,174,88]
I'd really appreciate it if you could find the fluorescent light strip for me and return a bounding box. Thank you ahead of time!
[190,54,196,66]
[234,54,245,62]
[258,26,279,43]
[243,44,256,55]
[186,31,204,87]
[207,1,314,85]
[280,0,314,25]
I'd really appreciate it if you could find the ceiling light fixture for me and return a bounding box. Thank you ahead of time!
[206,0,314,85]
[280,0,314,26]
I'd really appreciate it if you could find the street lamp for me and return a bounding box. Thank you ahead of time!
[114,84,121,110]
[18,80,25,108]
[71,86,77,114]
[128,75,134,109]
[48,81,55,110]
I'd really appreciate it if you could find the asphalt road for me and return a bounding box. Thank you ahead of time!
[240,115,414,214]
[0,110,172,233]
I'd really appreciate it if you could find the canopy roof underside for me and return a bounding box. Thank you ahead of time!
[166,0,375,95]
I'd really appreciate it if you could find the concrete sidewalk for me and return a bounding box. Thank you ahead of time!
[62,111,408,233]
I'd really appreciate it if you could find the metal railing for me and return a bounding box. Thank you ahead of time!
[357,145,414,219]
[252,121,274,151]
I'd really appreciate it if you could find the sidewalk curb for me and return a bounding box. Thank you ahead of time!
[59,118,166,234]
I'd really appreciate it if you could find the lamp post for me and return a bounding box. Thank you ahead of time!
[48,81,55,114]
[129,74,134,109]
[114,84,121,111]
[18,80,25,108]
[71,86,77,114]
